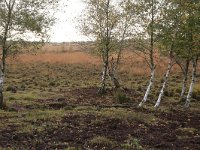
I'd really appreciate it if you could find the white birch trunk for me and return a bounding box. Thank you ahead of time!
[139,68,155,107]
[139,0,155,107]
[154,60,172,108]
[180,76,187,98]
[180,60,190,98]
[98,62,108,94]
[185,59,197,108]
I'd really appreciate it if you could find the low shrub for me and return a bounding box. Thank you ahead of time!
[113,89,131,104]
[6,86,17,93]
[122,135,143,150]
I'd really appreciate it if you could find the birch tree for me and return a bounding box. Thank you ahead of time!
[169,0,200,108]
[176,58,191,100]
[136,0,161,107]
[154,0,200,108]
[107,0,135,89]
[183,0,200,108]
[80,0,133,94]
[185,57,198,107]
[0,0,59,109]
[154,0,181,108]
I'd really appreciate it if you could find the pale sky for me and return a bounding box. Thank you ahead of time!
[49,0,88,43]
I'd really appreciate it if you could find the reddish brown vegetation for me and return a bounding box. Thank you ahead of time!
[16,52,100,65]
[12,50,182,76]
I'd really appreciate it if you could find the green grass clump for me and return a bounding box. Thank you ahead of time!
[113,90,131,104]
[99,108,157,124]
[122,135,143,150]
[89,136,117,147]
[5,91,40,101]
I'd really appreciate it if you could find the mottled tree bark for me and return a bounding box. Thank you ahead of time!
[108,58,121,89]
[139,68,155,107]
[0,91,3,109]
[98,61,108,94]
[0,71,4,109]
[98,0,111,94]
[155,52,173,108]
[108,71,120,89]
[185,57,198,108]
[180,59,190,99]
[139,0,155,107]
[0,1,14,109]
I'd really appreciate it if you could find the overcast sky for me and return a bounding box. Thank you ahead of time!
[49,0,88,43]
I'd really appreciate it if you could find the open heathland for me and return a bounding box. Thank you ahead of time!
[0,51,200,150]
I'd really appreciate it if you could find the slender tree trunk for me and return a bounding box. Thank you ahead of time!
[98,0,110,94]
[0,39,7,109]
[108,14,127,89]
[0,0,15,109]
[180,59,190,99]
[139,0,155,107]
[180,74,188,98]
[185,57,198,108]
[0,92,3,109]
[98,41,109,94]
[154,54,173,108]
[0,70,4,109]
[0,92,3,108]
[108,58,121,89]
[98,61,108,94]
[108,69,120,89]
[139,68,155,107]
